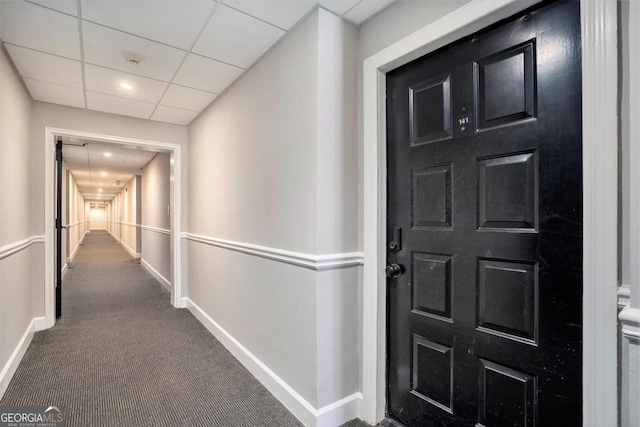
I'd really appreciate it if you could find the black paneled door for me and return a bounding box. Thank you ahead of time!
[386,1,582,426]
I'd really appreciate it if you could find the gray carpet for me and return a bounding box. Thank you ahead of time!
[1,231,306,426]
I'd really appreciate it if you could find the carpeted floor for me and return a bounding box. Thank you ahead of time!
[1,231,319,426]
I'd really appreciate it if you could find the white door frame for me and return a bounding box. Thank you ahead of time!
[43,127,185,328]
[361,0,618,425]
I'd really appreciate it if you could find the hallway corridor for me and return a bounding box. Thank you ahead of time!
[0,231,303,426]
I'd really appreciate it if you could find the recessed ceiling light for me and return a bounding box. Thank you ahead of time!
[100,171,107,177]
[104,152,112,158]
[119,83,134,91]
[98,189,103,192]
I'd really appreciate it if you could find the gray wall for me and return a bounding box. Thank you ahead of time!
[0,46,35,391]
[65,170,85,263]
[141,153,171,285]
[187,8,360,410]
[120,175,141,256]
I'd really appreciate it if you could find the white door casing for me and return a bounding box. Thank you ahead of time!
[43,127,185,328]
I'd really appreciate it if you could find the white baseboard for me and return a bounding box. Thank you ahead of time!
[68,239,82,263]
[0,317,42,400]
[33,316,47,332]
[141,258,171,291]
[106,229,120,243]
[185,298,362,427]
[120,240,141,259]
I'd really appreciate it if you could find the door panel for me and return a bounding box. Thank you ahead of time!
[386,1,582,425]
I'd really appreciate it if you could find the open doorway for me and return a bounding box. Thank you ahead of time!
[45,128,184,327]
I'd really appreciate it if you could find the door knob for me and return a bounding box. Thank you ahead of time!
[386,263,404,278]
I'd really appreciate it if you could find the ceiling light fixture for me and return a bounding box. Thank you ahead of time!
[100,171,107,177]
[119,82,134,91]
[98,189,103,192]
[104,152,112,158]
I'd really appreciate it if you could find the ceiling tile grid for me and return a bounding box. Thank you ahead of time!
[193,4,286,69]
[81,21,187,81]
[65,141,159,200]
[0,0,397,126]
[5,44,83,88]
[23,78,86,108]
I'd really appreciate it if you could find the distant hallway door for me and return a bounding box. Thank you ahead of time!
[386,1,582,425]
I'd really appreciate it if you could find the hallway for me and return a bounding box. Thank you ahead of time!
[0,231,302,426]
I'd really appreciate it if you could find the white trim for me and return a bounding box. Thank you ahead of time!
[185,298,362,427]
[120,221,171,236]
[140,224,171,235]
[33,316,47,332]
[68,237,82,263]
[106,227,120,243]
[581,0,619,425]
[182,232,363,272]
[361,0,618,425]
[64,221,83,228]
[44,127,184,326]
[120,239,141,259]
[141,258,171,291]
[0,236,43,261]
[66,227,84,264]
[0,317,42,400]
[619,285,632,310]
[620,307,640,341]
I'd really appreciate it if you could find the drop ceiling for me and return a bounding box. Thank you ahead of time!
[62,139,160,202]
[0,0,397,126]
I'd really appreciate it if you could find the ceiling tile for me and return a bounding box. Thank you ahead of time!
[193,5,285,69]
[82,22,186,82]
[318,0,362,15]
[86,91,155,119]
[5,44,83,88]
[0,1,81,60]
[88,150,128,165]
[343,0,396,23]
[23,78,85,108]
[80,0,217,50]
[173,54,244,94]
[62,145,88,159]
[221,0,315,30]
[160,85,217,112]
[28,0,78,16]
[123,153,156,169]
[84,64,168,103]
[70,170,91,178]
[151,105,199,126]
